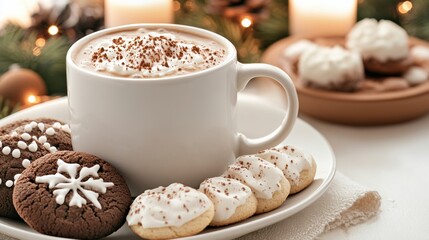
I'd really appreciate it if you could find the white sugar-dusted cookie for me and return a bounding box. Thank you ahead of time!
[256,145,317,194]
[199,177,257,226]
[223,155,290,214]
[127,183,214,239]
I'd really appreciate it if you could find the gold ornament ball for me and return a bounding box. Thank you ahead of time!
[0,69,47,105]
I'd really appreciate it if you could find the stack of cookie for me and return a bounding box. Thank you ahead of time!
[126,145,317,240]
[0,118,133,239]
[284,18,429,92]
[0,118,318,240]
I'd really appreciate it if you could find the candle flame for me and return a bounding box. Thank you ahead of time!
[397,1,413,14]
[241,17,253,28]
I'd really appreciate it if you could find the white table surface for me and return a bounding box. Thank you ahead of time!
[245,79,429,239]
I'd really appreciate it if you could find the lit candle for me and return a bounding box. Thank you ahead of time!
[105,0,173,28]
[289,0,357,37]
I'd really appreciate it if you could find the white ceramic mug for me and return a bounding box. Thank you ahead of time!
[67,24,298,195]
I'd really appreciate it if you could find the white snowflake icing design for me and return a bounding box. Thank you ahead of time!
[35,159,114,209]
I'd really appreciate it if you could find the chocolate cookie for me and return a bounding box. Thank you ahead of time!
[10,118,72,151]
[13,151,132,239]
[0,134,49,218]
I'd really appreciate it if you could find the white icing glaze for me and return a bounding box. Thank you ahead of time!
[0,140,2,148]
[38,136,47,144]
[24,124,32,132]
[223,155,284,199]
[283,39,316,63]
[49,146,57,153]
[45,127,55,135]
[12,149,21,158]
[22,159,31,168]
[2,146,11,155]
[299,45,364,89]
[10,132,18,137]
[403,67,428,85]
[53,122,62,129]
[411,46,429,61]
[21,133,31,141]
[28,141,38,152]
[38,123,45,132]
[346,18,409,62]
[30,121,37,128]
[5,180,13,187]
[256,145,313,185]
[35,159,114,209]
[127,183,212,228]
[13,174,21,184]
[17,141,27,149]
[199,177,252,222]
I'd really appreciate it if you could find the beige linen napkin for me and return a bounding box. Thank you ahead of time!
[237,171,381,240]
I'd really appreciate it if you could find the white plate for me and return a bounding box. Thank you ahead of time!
[0,94,336,240]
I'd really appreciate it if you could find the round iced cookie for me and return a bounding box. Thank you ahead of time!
[346,18,412,74]
[0,119,32,136]
[0,134,48,218]
[199,177,257,226]
[13,151,132,239]
[223,155,290,214]
[256,145,317,194]
[11,118,72,152]
[127,183,214,240]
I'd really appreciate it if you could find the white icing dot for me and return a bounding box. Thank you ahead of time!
[38,136,47,144]
[28,141,38,152]
[46,127,55,136]
[61,125,71,134]
[43,142,51,150]
[5,180,13,187]
[0,140,2,148]
[53,122,62,129]
[12,149,21,158]
[22,159,31,168]
[2,146,11,155]
[11,131,18,137]
[49,146,57,153]
[21,133,32,141]
[32,136,38,140]
[17,141,27,149]
[14,174,21,184]
[0,178,2,185]
[38,122,45,132]
[24,124,32,132]
[30,121,37,128]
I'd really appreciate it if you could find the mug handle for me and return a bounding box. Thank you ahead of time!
[236,62,299,155]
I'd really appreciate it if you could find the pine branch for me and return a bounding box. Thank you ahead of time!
[0,24,70,95]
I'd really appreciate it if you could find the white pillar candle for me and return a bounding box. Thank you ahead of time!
[289,0,357,37]
[105,0,173,28]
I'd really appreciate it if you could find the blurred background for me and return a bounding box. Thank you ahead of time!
[0,0,427,117]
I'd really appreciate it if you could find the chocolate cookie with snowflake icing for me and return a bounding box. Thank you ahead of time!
[0,134,49,218]
[13,151,132,239]
[10,118,72,152]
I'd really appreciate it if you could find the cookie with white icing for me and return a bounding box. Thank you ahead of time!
[298,45,364,91]
[127,183,214,239]
[0,134,48,218]
[223,155,290,214]
[256,145,317,194]
[199,177,257,226]
[10,118,72,152]
[346,18,412,74]
[13,151,132,239]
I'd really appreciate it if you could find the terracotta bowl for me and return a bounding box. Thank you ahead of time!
[261,36,429,126]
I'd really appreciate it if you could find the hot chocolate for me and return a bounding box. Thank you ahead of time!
[74,28,226,78]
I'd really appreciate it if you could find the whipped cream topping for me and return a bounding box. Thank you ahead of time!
[346,19,409,62]
[299,45,364,90]
[199,177,252,222]
[256,146,314,185]
[85,29,225,78]
[223,155,284,199]
[127,183,213,228]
